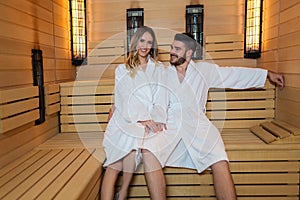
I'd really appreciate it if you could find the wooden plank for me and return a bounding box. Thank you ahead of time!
[60,124,107,133]
[206,99,274,110]
[90,47,124,56]
[130,185,215,197]
[88,55,125,65]
[0,109,39,134]
[216,119,262,129]
[2,150,72,200]
[249,125,277,144]
[60,85,114,96]
[60,80,114,88]
[19,149,84,199]
[46,103,60,115]
[0,98,39,118]
[35,150,92,199]
[205,41,243,51]
[206,34,244,43]
[0,150,59,198]
[205,50,244,60]
[46,93,60,105]
[0,150,40,178]
[272,120,300,136]
[55,150,102,199]
[89,40,125,49]
[229,161,300,173]
[236,185,299,196]
[129,172,298,186]
[228,149,300,161]
[208,90,275,100]
[61,105,111,114]
[128,184,299,197]
[60,114,108,123]
[0,87,38,104]
[261,121,291,138]
[207,109,274,119]
[60,96,113,105]
[45,84,60,94]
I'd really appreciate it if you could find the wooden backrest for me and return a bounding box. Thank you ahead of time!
[60,80,275,133]
[0,86,39,134]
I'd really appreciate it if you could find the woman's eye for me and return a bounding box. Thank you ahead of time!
[140,39,145,43]
[147,41,153,45]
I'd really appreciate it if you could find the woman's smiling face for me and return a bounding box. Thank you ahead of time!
[136,31,153,58]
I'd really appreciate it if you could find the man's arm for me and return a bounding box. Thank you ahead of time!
[267,71,284,89]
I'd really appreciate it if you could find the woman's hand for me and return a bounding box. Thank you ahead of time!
[139,120,165,133]
[107,105,115,122]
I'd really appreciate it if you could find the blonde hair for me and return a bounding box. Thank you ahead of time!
[126,26,158,77]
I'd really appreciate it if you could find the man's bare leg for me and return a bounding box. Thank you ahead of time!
[100,161,122,200]
[211,160,237,200]
[142,149,166,200]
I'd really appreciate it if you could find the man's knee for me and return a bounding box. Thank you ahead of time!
[211,160,230,172]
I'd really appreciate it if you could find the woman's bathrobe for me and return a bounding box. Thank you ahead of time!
[165,60,268,173]
[103,60,173,168]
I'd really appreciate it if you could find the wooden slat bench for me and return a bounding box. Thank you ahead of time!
[59,79,300,199]
[0,84,103,200]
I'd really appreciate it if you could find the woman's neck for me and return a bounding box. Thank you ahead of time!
[139,56,148,71]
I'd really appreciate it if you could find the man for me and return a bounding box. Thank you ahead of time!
[164,33,284,200]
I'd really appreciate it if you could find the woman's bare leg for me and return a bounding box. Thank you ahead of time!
[100,161,122,200]
[118,151,136,200]
[142,149,166,200]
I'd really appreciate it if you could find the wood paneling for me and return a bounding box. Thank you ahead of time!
[0,0,74,168]
[0,0,74,88]
[259,0,300,128]
[87,0,244,42]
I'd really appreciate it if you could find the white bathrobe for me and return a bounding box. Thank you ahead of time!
[103,59,173,168]
[165,60,268,173]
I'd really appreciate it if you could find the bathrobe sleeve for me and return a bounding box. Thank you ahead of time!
[204,63,268,89]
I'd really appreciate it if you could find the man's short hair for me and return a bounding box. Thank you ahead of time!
[174,33,196,52]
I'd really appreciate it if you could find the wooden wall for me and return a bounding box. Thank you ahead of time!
[84,0,258,80]
[259,0,300,128]
[0,0,74,168]
[0,0,75,88]
[87,0,244,41]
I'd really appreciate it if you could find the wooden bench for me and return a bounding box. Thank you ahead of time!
[59,79,300,200]
[0,84,103,200]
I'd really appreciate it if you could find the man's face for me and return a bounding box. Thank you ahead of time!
[170,40,187,66]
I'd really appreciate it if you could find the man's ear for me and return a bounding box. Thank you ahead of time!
[186,49,193,58]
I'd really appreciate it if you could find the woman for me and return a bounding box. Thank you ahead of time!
[101,26,170,200]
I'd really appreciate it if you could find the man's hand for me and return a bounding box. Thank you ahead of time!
[267,71,284,90]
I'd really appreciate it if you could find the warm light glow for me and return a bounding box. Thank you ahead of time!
[244,0,263,58]
[70,0,87,65]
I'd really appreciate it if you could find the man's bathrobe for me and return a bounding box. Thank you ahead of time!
[103,60,172,168]
[165,60,268,173]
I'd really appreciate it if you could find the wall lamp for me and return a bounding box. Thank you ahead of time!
[126,8,144,53]
[244,0,263,58]
[69,0,87,66]
[186,5,204,60]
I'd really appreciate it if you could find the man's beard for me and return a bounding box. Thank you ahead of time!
[170,53,186,66]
